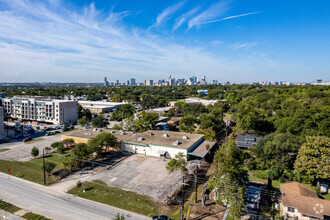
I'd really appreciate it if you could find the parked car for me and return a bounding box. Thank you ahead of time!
[22,136,32,142]
[152,216,172,220]
[46,131,54,136]
[14,135,24,139]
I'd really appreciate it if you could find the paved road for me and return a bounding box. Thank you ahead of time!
[0,172,149,220]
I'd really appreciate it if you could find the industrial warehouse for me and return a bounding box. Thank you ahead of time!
[62,129,216,160]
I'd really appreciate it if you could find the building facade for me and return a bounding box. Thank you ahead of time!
[1,97,78,125]
[62,130,212,160]
[0,107,4,137]
[78,101,126,114]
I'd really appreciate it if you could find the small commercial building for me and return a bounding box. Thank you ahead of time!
[280,182,330,220]
[78,101,126,114]
[168,98,226,107]
[62,129,215,160]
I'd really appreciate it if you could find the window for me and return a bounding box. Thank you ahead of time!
[288,207,295,212]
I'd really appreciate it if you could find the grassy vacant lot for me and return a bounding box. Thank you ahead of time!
[0,152,67,185]
[248,169,281,189]
[69,180,159,217]
[0,200,21,213]
[69,180,180,218]
[0,148,10,153]
[22,212,52,220]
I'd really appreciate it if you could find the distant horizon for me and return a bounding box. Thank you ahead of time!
[0,0,329,82]
[0,78,328,85]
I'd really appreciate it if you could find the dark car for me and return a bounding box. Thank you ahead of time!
[46,131,54,136]
[152,216,171,220]
[22,136,32,142]
[15,135,24,139]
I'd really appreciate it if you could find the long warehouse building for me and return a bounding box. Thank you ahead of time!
[62,129,216,160]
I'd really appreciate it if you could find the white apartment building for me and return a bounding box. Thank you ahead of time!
[0,107,4,137]
[1,97,78,125]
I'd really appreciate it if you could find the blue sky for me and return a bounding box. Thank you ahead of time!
[0,0,329,83]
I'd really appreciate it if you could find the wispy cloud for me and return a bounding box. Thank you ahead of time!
[188,0,230,29]
[0,0,277,83]
[231,42,258,50]
[152,1,184,28]
[173,7,199,31]
[204,11,262,24]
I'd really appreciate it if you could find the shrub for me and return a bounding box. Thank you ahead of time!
[76,181,82,188]
[31,147,39,158]
[57,144,65,154]
[51,142,62,149]
[267,167,283,180]
[113,124,121,130]
[63,138,75,143]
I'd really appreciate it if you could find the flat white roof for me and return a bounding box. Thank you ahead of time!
[83,105,114,109]
[78,101,126,106]
[148,107,172,112]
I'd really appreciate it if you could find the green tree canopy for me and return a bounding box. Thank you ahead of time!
[31,147,39,158]
[208,139,248,219]
[294,136,330,181]
[88,132,118,154]
[92,115,109,128]
[179,115,197,133]
[72,143,90,159]
[166,152,187,173]
[78,116,88,127]
[135,112,159,132]
[256,133,303,170]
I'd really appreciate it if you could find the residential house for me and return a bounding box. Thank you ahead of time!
[280,182,330,220]
[236,134,260,150]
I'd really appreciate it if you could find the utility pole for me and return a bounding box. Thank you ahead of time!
[181,176,185,220]
[272,195,275,220]
[43,149,46,185]
[195,166,198,203]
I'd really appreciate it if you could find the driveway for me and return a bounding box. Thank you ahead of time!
[99,154,182,202]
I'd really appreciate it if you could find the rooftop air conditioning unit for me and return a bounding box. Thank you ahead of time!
[137,137,144,141]
[163,133,169,137]
[120,131,125,135]
[173,140,181,145]
[110,130,115,133]
[182,136,189,139]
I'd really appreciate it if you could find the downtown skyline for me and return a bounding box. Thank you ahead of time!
[0,0,329,83]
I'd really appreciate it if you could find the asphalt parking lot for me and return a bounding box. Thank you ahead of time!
[0,131,72,161]
[99,154,182,202]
